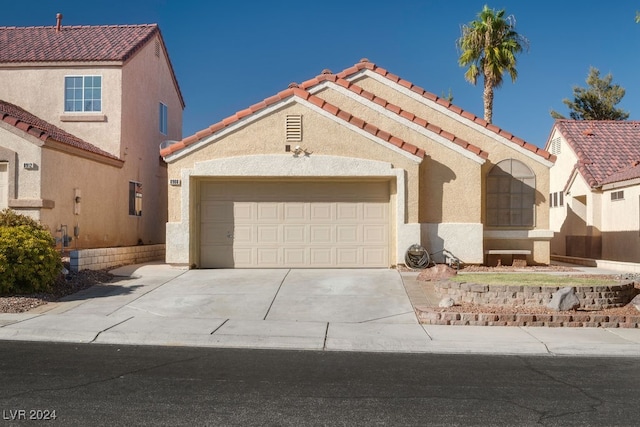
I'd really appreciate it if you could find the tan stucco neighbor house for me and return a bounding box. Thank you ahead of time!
[0,18,184,249]
[546,120,640,262]
[162,59,555,269]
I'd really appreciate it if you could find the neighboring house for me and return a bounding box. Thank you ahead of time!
[546,120,640,262]
[0,17,184,249]
[161,59,554,269]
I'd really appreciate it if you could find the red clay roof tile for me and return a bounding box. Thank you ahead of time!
[161,88,425,159]
[332,59,552,162]
[0,24,157,62]
[0,100,120,161]
[555,120,640,187]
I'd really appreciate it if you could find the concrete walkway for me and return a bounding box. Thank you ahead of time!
[0,263,638,356]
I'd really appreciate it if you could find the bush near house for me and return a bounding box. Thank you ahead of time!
[0,209,62,294]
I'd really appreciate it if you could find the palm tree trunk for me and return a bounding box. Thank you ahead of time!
[483,77,494,123]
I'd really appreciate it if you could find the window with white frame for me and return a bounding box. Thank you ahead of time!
[64,76,102,112]
[159,103,168,135]
[611,190,624,201]
[128,181,142,216]
[550,191,564,208]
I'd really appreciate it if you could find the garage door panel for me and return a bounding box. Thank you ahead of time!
[309,248,332,266]
[283,248,306,266]
[363,248,387,266]
[310,203,333,221]
[200,181,389,268]
[201,201,234,223]
[256,247,279,265]
[257,225,279,243]
[283,225,306,243]
[257,203,279,222]
[363,225,388,244]
[234,202,254,221]
[201,223,233,245]
[310,225,332,243]
[284,203,306,221]
[336,203,358,220]
[336,248,358,266]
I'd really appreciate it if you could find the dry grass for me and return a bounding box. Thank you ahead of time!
[451,272,619,287]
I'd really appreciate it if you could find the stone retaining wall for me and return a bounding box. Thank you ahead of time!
[70,244,165,272]
[434,281,637,310]
[417,310,640,328]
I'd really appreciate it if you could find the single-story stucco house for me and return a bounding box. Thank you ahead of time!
[161,59,555,269]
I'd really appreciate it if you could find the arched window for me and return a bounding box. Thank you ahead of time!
[486,159,535,227]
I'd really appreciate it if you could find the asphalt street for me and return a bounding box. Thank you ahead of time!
[0,341,638,426]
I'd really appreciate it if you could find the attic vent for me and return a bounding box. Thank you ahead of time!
[286,114,302,142]
[550,137,561,155]
[155,39,160,57]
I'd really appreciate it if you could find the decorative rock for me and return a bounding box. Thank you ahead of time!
[417,264,458,281]
[439,297,455,308]
[547,286,580,311]
[632,294,640,312]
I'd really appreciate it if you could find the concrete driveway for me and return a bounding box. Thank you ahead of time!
[112,268,418,324]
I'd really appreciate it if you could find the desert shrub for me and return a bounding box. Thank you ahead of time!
[0,221,62,294]
[0,208,45,229]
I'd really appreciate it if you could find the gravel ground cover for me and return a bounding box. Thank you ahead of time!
[0,268,113,313]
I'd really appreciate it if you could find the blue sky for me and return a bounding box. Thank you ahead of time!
[2,1,639,148]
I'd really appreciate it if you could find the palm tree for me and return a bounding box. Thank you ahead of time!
[457,5,528,123]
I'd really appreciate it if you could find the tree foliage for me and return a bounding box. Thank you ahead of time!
[0,209,61,294]
[457,4,528,123]
[550,67,629,121]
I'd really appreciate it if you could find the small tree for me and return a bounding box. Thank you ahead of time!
[551,67,629,120]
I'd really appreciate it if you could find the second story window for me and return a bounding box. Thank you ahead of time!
[159,102,168,135]
[65,76,102,112]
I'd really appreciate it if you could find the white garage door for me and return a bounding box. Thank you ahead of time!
[199,180,390,268]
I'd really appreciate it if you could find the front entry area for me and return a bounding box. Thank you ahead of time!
[199,180,390,268]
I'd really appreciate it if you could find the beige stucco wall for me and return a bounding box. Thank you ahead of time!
[315,86,482,224]
[165,101,423,266]
[167,102,420,222]
[601,184,640,261]
[0,66,123,157]
[39,147,125,248]
[352,74,553,264]
[0,124,43,204]
[119,34,183,244]
[0,34,182,247]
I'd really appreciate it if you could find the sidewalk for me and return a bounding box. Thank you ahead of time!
[0,263,638,356]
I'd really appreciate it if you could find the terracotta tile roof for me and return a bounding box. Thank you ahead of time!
[332,59,555,162]
[554,120,640,187]
[0,24,158,62]
[298,73,488,160]
[161,87,426,159]
[0,23,185,108]
[0,99,121,161]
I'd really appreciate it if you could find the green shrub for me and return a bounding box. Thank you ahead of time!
[0,223,62,294]
[0,208,46,229]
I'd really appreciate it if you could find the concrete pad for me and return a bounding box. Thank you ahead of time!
[423,325,550,355]
[0,314,126,343]
[605,328,640,344]
[113,269,288,320]
[521,327,640,357]
[110,262,186,278]
[0,313,40,326]
[209,319,327,350]
[267,269,416,323]
[95,316,227,346]
[124,293,277,320]
[325,323,432,352]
